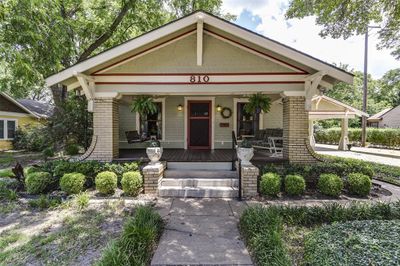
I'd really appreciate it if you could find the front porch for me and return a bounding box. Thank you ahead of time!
[116,148,288,165]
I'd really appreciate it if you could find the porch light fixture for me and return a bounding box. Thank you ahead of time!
[216,105,222,112]
[177,104,183,111]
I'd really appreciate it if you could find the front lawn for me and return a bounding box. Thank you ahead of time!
[240,202,400,266]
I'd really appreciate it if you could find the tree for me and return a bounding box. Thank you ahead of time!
[0,0,233,100]
[286,0,400,59]
[379,68,400,106]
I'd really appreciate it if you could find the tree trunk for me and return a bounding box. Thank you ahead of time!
[253,112,260,134]
[50,83,67,108]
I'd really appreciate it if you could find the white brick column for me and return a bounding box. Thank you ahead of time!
[241,164,259,198]
[87,98,119,161]
[142,163,164,194]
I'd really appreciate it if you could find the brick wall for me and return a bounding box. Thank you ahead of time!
[87,98,119,161]
[282,96,318,163]
[142,163,164,194]
[241,164,259,198]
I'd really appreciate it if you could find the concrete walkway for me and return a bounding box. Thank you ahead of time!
[152,198,253,266]
[315,144,400,166]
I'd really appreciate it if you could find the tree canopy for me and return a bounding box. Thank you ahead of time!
[0,0,232,100]
[286,0,400,59]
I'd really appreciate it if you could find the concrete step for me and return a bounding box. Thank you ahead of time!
[167,162,233,171]
[158,186,239,198]
[164,170,237,179]
[161,178,239,187]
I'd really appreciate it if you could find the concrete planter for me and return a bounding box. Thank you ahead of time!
[146,147,163,165]
[237,147,254,166]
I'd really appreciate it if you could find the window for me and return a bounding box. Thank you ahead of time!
[140,102,162,139]
[237,102,254,137]
[0,119,17,140]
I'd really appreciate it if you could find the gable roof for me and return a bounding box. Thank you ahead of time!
[311,95,368,117]
[0,92,53,119]
[46,11,353,87]
[368,107,393,121]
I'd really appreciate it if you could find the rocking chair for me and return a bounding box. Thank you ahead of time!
[125,130,146,144]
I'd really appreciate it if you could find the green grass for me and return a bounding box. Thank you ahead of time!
[240,202,400,265]
[304,220,400,266]
[97,206,163,266]
[0,168,14,178]
[0,209,109,265]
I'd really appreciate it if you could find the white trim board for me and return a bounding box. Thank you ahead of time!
[184,96,215,150]
[0,111,32,117]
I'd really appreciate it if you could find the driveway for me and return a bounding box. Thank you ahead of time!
[315,144,400,166]
[152,198,253,266]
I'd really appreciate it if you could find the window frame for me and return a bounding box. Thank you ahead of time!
[135,98,165,141]
[0,118,18,140]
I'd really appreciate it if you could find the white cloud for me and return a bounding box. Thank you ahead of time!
[222,0,399,78]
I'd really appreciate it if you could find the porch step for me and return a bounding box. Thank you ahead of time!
[158,186,239,198]
[167,162,232,171]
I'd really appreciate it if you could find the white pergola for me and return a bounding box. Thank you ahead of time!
[309,95,368,150]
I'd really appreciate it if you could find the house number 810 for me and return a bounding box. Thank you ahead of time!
[190,75,210,83]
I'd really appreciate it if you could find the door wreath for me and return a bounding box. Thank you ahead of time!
[221,107,232,119]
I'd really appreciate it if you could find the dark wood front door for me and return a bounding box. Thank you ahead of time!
[188,101,211,149]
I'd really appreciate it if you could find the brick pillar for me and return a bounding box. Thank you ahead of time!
[241,164,259,198]
[282,96,318,163]
[87,98,119,161]
[142,163,164,194]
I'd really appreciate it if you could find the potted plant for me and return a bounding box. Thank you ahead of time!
[237,138,254,166]
[146,139,163,165]
[244,93,272,133]
[131,95,158,136]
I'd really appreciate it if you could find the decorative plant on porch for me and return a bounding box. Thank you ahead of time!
[131,95,158,138]
[244,93,271,133]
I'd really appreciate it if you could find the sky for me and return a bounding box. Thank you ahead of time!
[221,0,399,79]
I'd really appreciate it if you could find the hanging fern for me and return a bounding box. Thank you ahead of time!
[244,93,272,114]
[131,95,158,117]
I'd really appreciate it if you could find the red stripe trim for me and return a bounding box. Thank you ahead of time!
[92,29,196,75]
[95,81,304,85]
[94,72,306,76]
[204,29,308,74]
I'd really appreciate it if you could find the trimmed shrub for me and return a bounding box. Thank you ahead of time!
[103,162,140,179]
[25,172,52,194]
[65,144,80,155]
[121,171,143,197]
[284,175,306,196]
[60,173,86,195]
[348,173,372,196]
[317,174,343,197]
[42,147,55,158]
[95,171,118,195]
[260,172,281,197]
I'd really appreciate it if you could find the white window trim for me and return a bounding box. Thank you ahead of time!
[184,96,215,150]
[233,98,264,137]
[0,118,18,140]
[135,97,165,141]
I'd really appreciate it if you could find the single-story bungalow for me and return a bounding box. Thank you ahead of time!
[0,92,52,150]
[368,106,400,128]
[45,11,355,164]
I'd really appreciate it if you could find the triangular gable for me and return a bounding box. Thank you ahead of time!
[46,11,353,87]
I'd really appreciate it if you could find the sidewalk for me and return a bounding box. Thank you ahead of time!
[151,198,253,266]
[315,144,400,166]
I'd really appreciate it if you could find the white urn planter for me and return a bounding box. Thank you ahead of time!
[146,147,163,165]
[237,147,254,166]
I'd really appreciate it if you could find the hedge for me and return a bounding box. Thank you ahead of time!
[315,127,400,147]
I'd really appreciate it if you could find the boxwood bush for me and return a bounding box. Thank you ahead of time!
[60,173,86,195]
[284,175,306,196]
[25,172,52,194]
[95,171,118,195]
[348,173,372,197]
[121,171,143,196]
[317,174,343,197]
[260,172,281,197]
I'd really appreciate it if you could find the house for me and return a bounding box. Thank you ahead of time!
[310,95,368,150]
[0,92,52,150]
[368,106,400,128]
[45,11,354,197]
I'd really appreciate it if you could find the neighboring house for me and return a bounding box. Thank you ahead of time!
[368,106,400,128]
[0,92,52,150]
[45,11,354,164]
